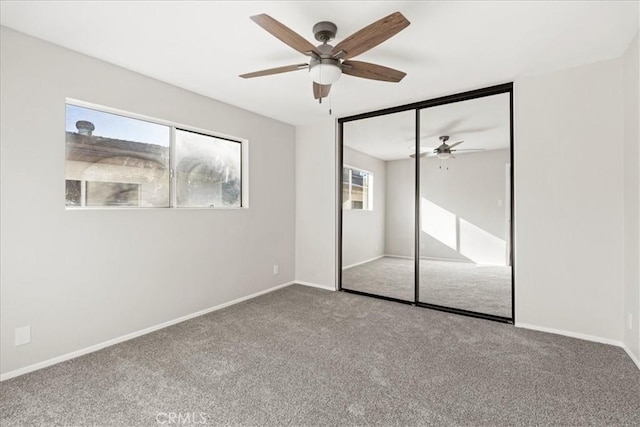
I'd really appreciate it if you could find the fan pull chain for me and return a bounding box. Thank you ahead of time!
[329,91,332,115]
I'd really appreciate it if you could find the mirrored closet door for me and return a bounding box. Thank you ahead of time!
[418,92,513,319]
[339,84,514,322]
[340,110,415,302]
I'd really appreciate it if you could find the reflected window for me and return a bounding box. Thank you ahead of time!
[342,166,373,210]
[175,130,241,208]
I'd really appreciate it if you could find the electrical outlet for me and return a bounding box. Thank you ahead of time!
[628,313,633,330]
[273,264,279,275]
[15,325,31,346]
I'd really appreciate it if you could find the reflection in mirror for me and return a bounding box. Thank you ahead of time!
[418,92,512,317]
[341,110,415,301]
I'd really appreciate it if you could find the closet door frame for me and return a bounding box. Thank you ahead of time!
[338,82,515,324]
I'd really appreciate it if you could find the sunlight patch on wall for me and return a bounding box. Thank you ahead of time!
[459,218,506,265]
[421,198,456,250]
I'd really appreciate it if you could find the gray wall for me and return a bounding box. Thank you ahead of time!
[622,32,639,361]
[514,57,625,342]
[0,27,296,376]
[342,146,386,267]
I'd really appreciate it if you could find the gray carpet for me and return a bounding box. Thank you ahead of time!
[342,257,512,317]
[1,284,639,426]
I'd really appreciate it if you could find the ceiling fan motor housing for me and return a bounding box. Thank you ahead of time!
[313,21,337,43]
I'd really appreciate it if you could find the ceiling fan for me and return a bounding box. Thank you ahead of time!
[410,136,485,159]
[240,12,410,102]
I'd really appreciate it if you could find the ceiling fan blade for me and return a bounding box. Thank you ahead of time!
[250,14,320,57]
[342,60,406,82]
[240,63,308,79]
[447,140,464,149]
[313,82,331,100]
[421,127,494,139]
[410,149,436,158]
[453,148,486,152]
[332,12,410,60]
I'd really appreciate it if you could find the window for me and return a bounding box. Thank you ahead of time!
[65,180,82,206]
[175,130,241,208]
[65,103,170,207]
[342,166,373,210]
[65,102,245,208]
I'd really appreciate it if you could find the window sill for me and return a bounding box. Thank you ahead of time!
[65,206,249,211]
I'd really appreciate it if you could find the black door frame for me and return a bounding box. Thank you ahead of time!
[337,82,515,324]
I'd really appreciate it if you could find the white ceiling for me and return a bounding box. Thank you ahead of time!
[344,92,510,161]
[1,1,637,126]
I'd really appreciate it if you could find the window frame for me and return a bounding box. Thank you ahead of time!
[65,98,249,210]
[342,164,374,211]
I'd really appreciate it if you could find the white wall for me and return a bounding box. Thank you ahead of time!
[342,146,386,267]
[384,159,415,257]
[293,52,633,349]
[421,149,509,265]
[383,150,510,264]
[293,49,634,349]
[294,119,337,289]
[0,27,296,376]
[623,32,640,361]
[514,57,625,342]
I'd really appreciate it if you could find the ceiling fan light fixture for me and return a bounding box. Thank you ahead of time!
[309,58,342,84]
[437,152,451,160]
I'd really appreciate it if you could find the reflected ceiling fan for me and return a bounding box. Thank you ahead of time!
[410,136,485,159]
[240,12,410,102]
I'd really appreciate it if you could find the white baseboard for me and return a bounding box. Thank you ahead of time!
[384,254,413,260]
[384,254,475,263]
[515,322,623,346]
[516,322,640,371]
[342,255,384,270]
[622,344,640,370]
[0,281,296,382]
[420,255,475,264]
[295,281,336,291]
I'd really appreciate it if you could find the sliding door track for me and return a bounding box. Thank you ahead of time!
[415,301,513,324]
[341,288,413,305]
[340,289,512,324]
